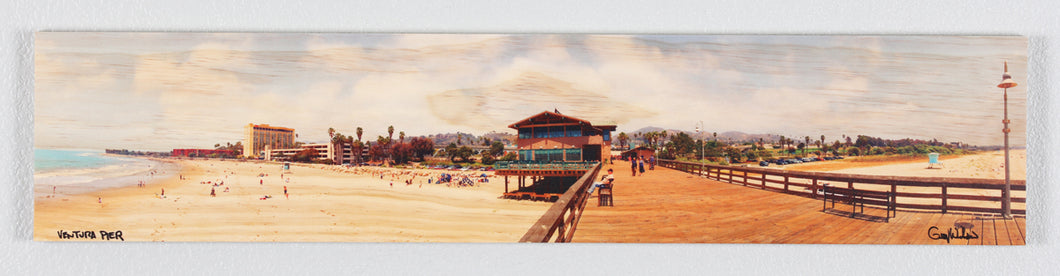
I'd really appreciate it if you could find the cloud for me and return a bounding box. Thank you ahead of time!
[34,34,1028,150]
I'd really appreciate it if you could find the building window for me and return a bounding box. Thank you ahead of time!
[518,128,531,139]
[603,130,611,141]
[566,126,581,137]
[565,148,581,161]
[552,149,564,161]
[547,126,563,138]
[533,127,548,138]
[534,150,548,161]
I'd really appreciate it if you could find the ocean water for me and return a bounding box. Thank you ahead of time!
[34,148,175,195]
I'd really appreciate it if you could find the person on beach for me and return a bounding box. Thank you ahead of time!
[631,157,637,176]
[211,187,216,197]
[649,156,655,170]
[161,188,165,197]
[284,186,288,199]
[260,179,263,185]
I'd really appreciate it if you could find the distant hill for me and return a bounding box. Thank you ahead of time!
[621,126,782,146]
[415,131,515,147]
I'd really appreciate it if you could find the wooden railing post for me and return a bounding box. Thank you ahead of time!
[761,173,766,188]
[891,183,897,213]
[811,178,818,199]
[742,170,748,186]
[941,183,947,214]
[783,175,789,191]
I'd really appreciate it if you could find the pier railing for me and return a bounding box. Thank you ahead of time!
[658,159,1026,216]
[495,161,598,171]
[520,162,602,242]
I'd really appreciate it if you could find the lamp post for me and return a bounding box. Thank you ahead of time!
[695,121,705,177]
[998,61,1017,219]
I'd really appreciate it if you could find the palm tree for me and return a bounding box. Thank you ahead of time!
[399,131,406,143]
[820,135,826,155]
[328,127,336,139]
[779,135,785,151]
[805,136,811,154]
[617,132,629,149]
[386,126,395,161]
[353,127,364,164]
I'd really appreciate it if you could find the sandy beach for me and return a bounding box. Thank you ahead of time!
[783,149,1026,180]
[34,159,551,242]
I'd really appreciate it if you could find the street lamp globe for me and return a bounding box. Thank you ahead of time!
[998,61,1018,89]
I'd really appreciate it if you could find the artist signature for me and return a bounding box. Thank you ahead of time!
[928,226,978,243]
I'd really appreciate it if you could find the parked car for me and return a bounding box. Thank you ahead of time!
[759,161,769,167]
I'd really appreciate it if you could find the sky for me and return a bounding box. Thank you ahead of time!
[34,33,1027,151]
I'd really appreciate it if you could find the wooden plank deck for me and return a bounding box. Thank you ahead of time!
[572,162,1026,245]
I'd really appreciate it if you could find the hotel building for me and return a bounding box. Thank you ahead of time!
[243,123,295,158]
[265,142,358,164]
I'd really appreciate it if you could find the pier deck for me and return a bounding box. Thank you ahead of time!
[573,162,1026,245]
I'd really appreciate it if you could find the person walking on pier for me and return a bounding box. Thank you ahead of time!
[631,157,638,176]
[638,157,646,175]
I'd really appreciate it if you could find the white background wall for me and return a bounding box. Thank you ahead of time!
[2,1,1057,274]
